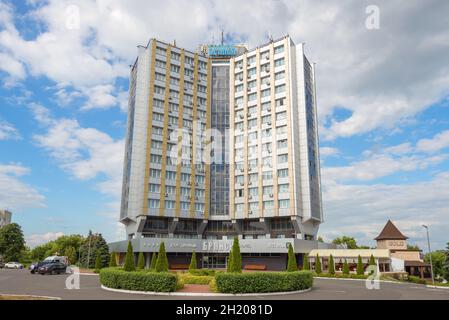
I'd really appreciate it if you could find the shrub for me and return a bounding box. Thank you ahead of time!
[227,253,232,273]
[109,251,117,268]
[315,254,322,274]
[94,252,102,273]
[215,271,313,294]
[189,269,215,276]
[408,276,427,285]
[189,251,197,272]
[287,243,298,271]
[302,253,309,271]
[343,259,350,275]
[137,252,145,270]
[155,242,168,272]
[328,255,335,275]
[209,278,218,293]
[178,273,214,285]
[229,238,242,273]
[356,255,364,275]
[150,252,157,270]
[123,241,135,272]
[100,268,177,292]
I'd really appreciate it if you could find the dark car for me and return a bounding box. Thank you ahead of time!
[38,262,67,275]
[30,261,50,274]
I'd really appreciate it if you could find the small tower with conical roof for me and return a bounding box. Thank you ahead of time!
[375,220,408,250]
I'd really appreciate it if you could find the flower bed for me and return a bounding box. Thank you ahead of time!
[99,268,177,292]
[215,271,313,294]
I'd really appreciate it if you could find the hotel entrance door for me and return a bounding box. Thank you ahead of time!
[202,255,227,269]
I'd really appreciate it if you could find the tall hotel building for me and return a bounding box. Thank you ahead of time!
[111,35,332,270]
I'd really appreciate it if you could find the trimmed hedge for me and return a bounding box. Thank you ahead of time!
[215,271,313,294]
[100,268,177,292]
[178,274,214,285]
[188,269,216,276]
[314,272,368,280]
[408,275,427,285]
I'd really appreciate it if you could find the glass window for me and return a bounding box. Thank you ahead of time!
[274,45,284,54]
[278,199,290,208]
[274,58,285,67]
[278,183,289,193]
[278,168,288,178]
[277,154,288,163]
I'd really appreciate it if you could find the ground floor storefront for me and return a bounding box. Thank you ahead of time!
[109,237,334,271]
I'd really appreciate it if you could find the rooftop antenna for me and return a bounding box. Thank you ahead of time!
[221,30,224,45]
[269,33,273,42]
[173,39,176,47]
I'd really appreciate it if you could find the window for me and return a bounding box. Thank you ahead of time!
[262,156,272,168]
[155,73,165,82]
[235,203,244,212]
[276,111,287,121]
[248,93,257,101]
[275,71,285,80]
[248,106,257,116]
[235,97,244,105]
[181,187,189,196]
[248,80,257,88]
[262,128,272,138]
[155,60,166,68]
[170,77,179,86]
[148,199,160,209]
[165,171,176,180]
[181,173,190,182]
[170,64,180,73]
[277,139,288,149]
[277,154,288,163]
[263,200,274,209]
[248,158,258,168]
[249,173,258,183]
[262,171,273,181]
[278,199,290,208]
[277,125,287,135]
[165,185,176,194]
[248,131,257,140]
[248,187,258,196]
[235,122,244,131]
[262,115,271,124]
[151,140,162,149]
[249,202,258,211]
[247,67,256,77]
[274,45,284,54]
[236,175,244,184]
[235,84,243,92]
[260,51,270,60]
[195,203,204,212]
[248,119,257,128]
[235,134,244,144]
[261,88,271,98]
[275,98,284,107]
[262,142,272,153]
[247,55,256,64]
[274,58,285,67]
[278,168,288,178]
[171,52,180,61]
[156,47,166,56]
[150,154,162,164]
[275,84,286,94]
[165,200,175,209]
[263,186,273,195]
[153,112,164,122]
[278,183,289,193]
[262,102,271,112]
[154,86,165,95]
[180,202,189,210]
[149,184,160,193]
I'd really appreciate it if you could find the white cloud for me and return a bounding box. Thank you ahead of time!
[81,84,118,111]
[0,163,45,211]
[416,130,449,153]
[320,171,449,249]
[25,231,64,248]
[0,119,21,140]
[320,147,339,157]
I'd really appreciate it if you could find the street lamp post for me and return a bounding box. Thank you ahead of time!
[422,225,435,287]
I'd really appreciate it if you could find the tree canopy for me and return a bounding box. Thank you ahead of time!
[0,223,26,262]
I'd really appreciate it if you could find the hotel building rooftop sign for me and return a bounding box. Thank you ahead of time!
[200,44,247,58]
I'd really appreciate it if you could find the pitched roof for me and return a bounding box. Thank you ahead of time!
[374,220,408,240]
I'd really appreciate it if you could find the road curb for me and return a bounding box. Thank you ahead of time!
[101,285,312,297]
[0,293,61,300]
[316,277,449,289]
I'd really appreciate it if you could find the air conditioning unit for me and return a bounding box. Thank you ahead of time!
[248,181,252,185]
[248,167,252,172]
[187,181,191,186]
[248,195,252,199]
[239,76,243,81]
[267,121,272,126]
[270,193,274,198]
[240,182,244,186]
[266,82,270,86]
[265,56,270,60]
[239,65,243,70]
[240,168,244,172]
[247,87,251,92]
[239,114,244,119]
[249,210,253,214]
[165,193,169,197]
[267,107,271,111]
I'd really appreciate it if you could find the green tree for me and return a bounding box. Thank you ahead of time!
[302,253,309,271]
[94,252,102,273]
[328,255,335,275]
[79,231,109,268]
[0,223,26,262]
[315,254,322,274]
[343,259,350,275]
[444,243,449,280]
[137,252,145,270]
[109,251,117,267]
[227,250,233,273]
[286,243,298,272]
[155,242,168,272]
[150,252,157,270]
[189,250,197,271]
[64,246,77,265]
[424,250,446,279]
[317,236,324,243]
[123,241,135,272]
[356,255,364,275]
[230,237,242,273]
[332,236,358,249]
[407,244,421,251]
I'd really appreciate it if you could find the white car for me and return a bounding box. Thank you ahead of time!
[4,262,24,269]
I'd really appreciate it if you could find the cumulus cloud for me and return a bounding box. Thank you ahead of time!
[320,147,339,158]
[26,231,64,248]
[0,119,21,140]
[0,163,45,211]
[416,130,449,153]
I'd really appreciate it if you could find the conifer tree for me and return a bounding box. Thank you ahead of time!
[343,259,350,275]
[123,241,135,272]
[356,255,364,275]
[302,253,310,271]
[94,252,102,273]
[150,252,157,270]
[109,251,117,267]
[328,254,335,275]
[189,250,197,271]
[137,252,145,270]
[287,243,298,272]
[155,242,168,272]
[230,238,242,273]
[315,254,322,274]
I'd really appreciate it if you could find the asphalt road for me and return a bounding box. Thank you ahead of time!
[0,269,448,300]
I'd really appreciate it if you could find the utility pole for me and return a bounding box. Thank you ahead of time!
[422,225,435,286]
[86,234,92,269]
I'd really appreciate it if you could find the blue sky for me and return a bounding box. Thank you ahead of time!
[1,0,448,250]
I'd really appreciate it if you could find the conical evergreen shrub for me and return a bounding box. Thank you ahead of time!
[315,254,322,274]
[356,255,364,275]
[150,252,157,270]
[109,251,117,267]
[287,243,298,272]
[155,242,168,272]
[94,252,102,273]
[137,252,145,270]
[123,241,135,272]
[189,251,197,272]
[328,254,335,275]
[227,251,233,273]
[343,259,350,275]
[302,253,310,271]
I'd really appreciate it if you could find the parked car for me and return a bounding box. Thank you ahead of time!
[4,262,24,269]
[30,261,50,274]
[31,256,69,274]
[37,261,67,275]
